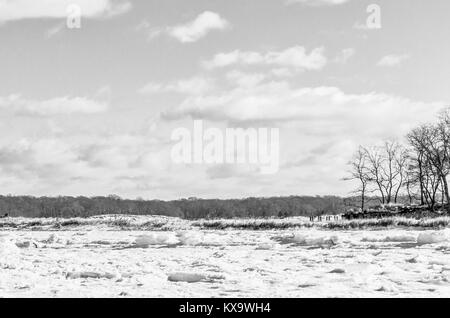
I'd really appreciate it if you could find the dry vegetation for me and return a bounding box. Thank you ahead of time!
[2,214,450,231]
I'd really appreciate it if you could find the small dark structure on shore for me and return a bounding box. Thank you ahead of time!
[0,213,8,218]
[309,215,340,222]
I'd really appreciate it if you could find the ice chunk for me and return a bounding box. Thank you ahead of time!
[134,233,178,247]
[15,240,39,248]
[256,243,274,250]
[167,272,206,283]
[362,234,416,242]
[289,234,338,246]
[329,268,345,274]
[417,232,448,245]
[383,235,416,242]
[66,271,116,279]
[41,234,57,244]
[176,231,203,246]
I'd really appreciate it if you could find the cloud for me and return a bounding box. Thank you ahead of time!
[225,70,267,87]
[0,95,108,116]
[0,139,93,188]
[135,11,229,43]
[168,11,229,43]
[163,81,444,139]
[377,54,410,67]
[286,0,350,6]
[0,0,131,23]
[203,46,327,71]
[206,164,259,180]
[134,21,165,40]
[0,133,173,196]
[138,77,214,95]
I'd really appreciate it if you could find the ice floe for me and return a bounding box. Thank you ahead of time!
[167,272,206,283]
[274,233,338,247]
[417,232,448,245]
[134,233,179,247]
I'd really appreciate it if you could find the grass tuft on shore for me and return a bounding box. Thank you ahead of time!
[1,215,449,231]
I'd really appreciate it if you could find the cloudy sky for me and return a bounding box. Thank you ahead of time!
[0,0,449,199]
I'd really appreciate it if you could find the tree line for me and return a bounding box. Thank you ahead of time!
[346,108,450,212]
[0,195,348,219]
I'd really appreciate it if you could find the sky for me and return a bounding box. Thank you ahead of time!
[0,0,449,199]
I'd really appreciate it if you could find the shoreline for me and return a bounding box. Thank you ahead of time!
[2,214,450,231]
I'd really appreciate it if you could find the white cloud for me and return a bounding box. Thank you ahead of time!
[0,0,131,23]
[203,46,327,71]
[0,133,187,198]
[286,0,350,6]
[138,77,214,95]
[0,95,108,116]
[163,81,444,140]
[168,11,230,43]
[225,70,267,87]
[377,54,410,67]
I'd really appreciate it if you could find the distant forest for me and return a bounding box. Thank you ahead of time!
[0,195,390,219]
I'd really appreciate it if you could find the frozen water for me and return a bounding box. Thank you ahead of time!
[1,222,450,297]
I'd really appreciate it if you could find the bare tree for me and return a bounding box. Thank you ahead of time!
[344,146,371,211]
[404,160,417,204]
[393,145,408,203]
[346,107,450,213]
[414,123,450,210]
[407,126,428,205]
[362,141,407,205]
[436,109,450,210]
[363,146,386,204]
[407,123,450,210]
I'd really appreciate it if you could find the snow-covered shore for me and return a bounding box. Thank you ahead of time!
[1,218,450,297]
[2,214,450,231]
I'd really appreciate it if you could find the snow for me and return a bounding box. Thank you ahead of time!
[1,219,450,297]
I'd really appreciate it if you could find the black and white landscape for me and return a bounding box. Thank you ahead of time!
[1,0,450,298]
